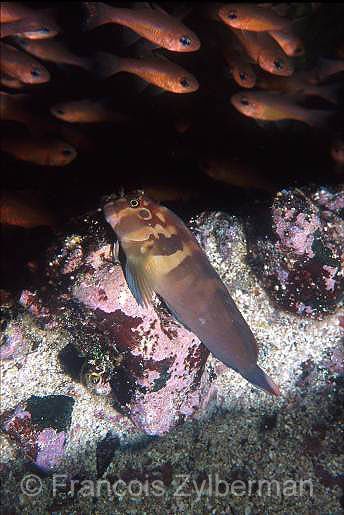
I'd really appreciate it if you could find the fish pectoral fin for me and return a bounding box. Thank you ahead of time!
[124,257,155,308]
[159,297,192,331]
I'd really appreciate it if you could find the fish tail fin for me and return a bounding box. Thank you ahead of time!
[93,52,121,80]
[243,365,281,396]
[79,56,93,72]
[82,1,109,31]
[317,83,342,105]
[305,109,334,129]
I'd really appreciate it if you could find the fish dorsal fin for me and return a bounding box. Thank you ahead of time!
[124,255,155,308]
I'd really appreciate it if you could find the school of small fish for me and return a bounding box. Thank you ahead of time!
[1,2,343,175]
[0,3,343,396]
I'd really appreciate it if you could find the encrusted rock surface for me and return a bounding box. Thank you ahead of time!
[1,187,343,513]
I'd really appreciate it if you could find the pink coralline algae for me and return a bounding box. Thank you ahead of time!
[71,256,211,435]
[0,323,31,361]
[2,407,66,472]
[247,187,344,318]
[35,428,66,473]
[22,215,214,436]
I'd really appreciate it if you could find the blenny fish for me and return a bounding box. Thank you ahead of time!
[103,190,280,396]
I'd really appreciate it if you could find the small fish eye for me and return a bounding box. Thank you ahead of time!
[62,148,72,156]
[240,97,250,106]
[40,27,50,34]
[31,68,41,77]
[138,208,152,220]
[56,108,64,115]
[227,11,238,20]
[295,47,303,55]
[180,77,190,88]
[180,35,191,47]
[239,72,248,81]
[129,199,139,208]
[274,59,284,70]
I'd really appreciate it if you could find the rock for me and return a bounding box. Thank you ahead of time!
[247,187,344,318]
[12,213,214,436]
[0,197,342,514]
[35,428,66,473]
[1,405,67,473]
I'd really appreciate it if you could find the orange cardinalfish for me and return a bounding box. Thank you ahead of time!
[200,156,276,192]
[231,90,334,127]
[0,42,50,84]
[103,190,280,396]
[0,91,34,126]
[268,28,304,57]
[315,58,344,82]
[50,98,129,124]
[0,190,56,229]
[12,37,91,71]
[94,53,199,94]
[223,48,256,88]
[256,71,340,104]
[83,1,200,53]
[0,74,25,89]
[218,3,290,31]
[1,136,77,166]
[231,29,294,77]
[0,2,34,22]
[0,10,59,39]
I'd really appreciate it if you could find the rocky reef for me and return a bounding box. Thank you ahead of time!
[247,187,344,318]
[0,186,343,513]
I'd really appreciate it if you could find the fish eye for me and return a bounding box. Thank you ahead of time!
[295,47,303,55]
[129,199,140,208]
[227,11,238,20]
[180,35,191,47]
[180,77,190,88]
[62,148,73,156]
[138,208,152,220]
[31,68,41,77]
[274,59,284,70]
[56,108,65,115]
[40,27,50,34]
[239,72,248,81]
[240,97,250,106]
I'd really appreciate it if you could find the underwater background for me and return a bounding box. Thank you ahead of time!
[1,2,343,513]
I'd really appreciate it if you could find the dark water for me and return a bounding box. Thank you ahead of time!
[1,2,344,292]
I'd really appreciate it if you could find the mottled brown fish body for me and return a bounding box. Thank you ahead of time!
[104,192,280,396]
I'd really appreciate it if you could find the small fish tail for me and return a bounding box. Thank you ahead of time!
[243,365,281,396]
[317,83,341,105]
[93,52,121,80]
[305,109,333,129]
[79,56,93,72]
